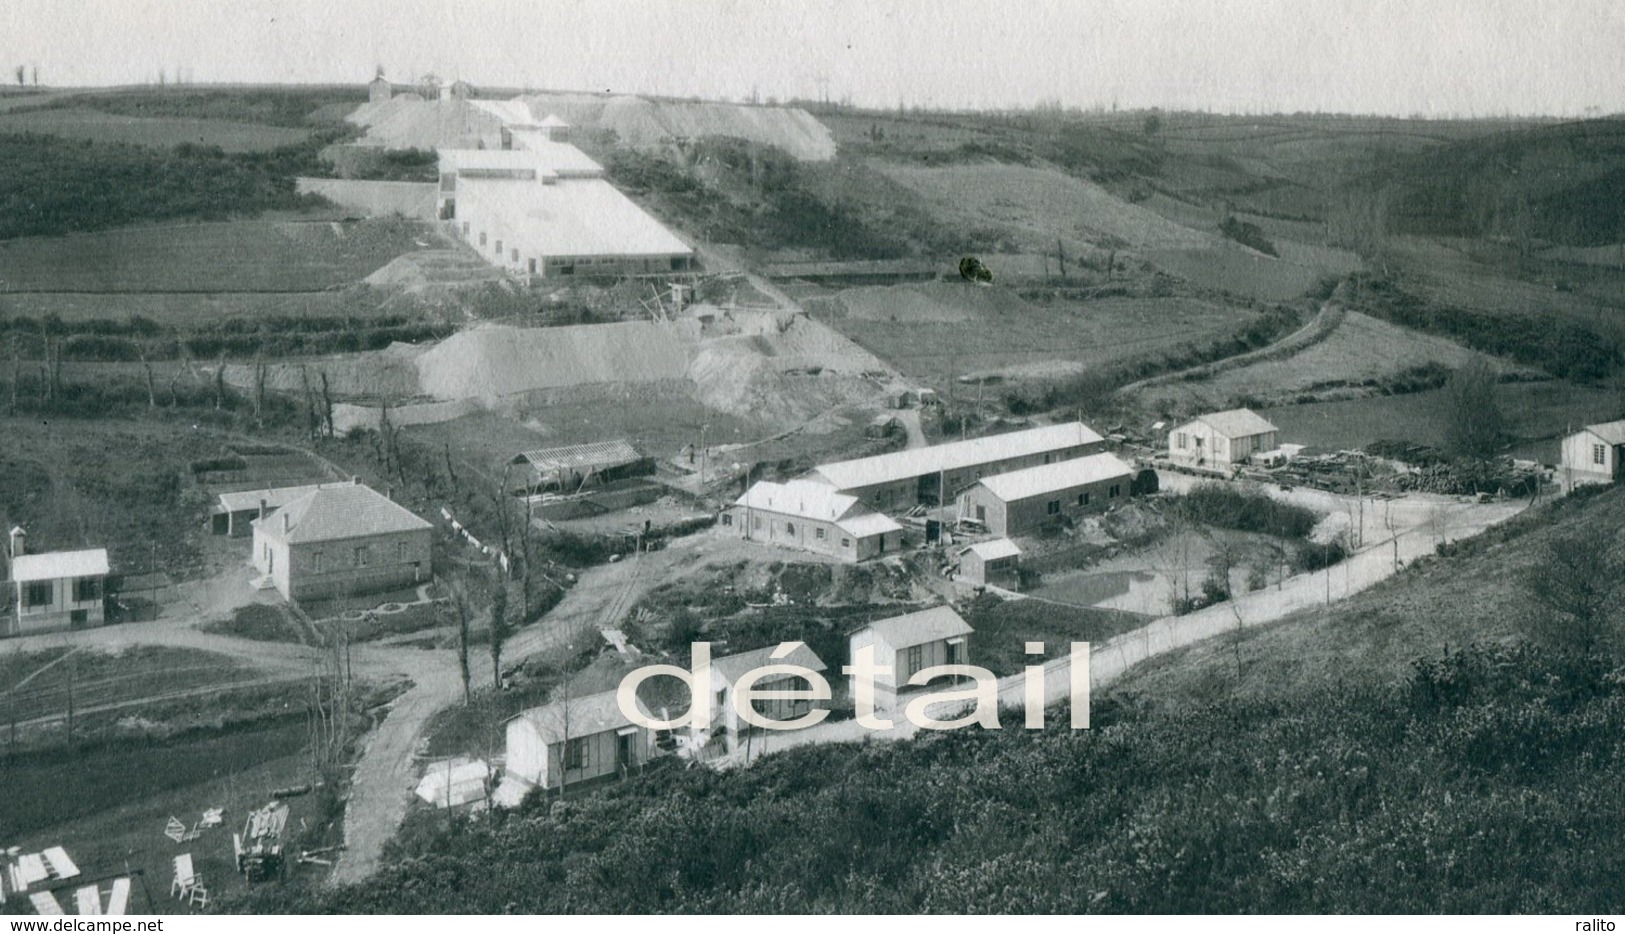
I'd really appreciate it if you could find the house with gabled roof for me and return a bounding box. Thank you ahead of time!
[1168,409,1279,470]
[703,642,829,749]
[505,689,655,792]
[6,527,109,637]
[1560,418,1625,493]
[808,421,1107,511]
[848,606,974,710]
[957,452,1136,536]
[250,480,433,602]
[723,479,903,561]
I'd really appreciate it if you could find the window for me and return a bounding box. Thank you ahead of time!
[976,504,986,521]
[24,581,52,607]
[312,552,325,573]
[906,645,924,678]
[753,515,762,530]
[815,527,826,540]
[1596,444,1608,466]
[563,737,586,771]
[785,523,796,536]
[461,221,470,235]
[1109,484,1121,498]
[398,542,410,562]
[354,545,369,567]
[494,239,503,255]
[73,577,101,602]
[529,258,537,274]
[1078,492,1090,506]
[721,513,733,526]
[841,538,851,547]
[511,248,519,262]
[1043,454,1054,464]
[479,232,487,246]
[1176,432,1188,450]
[1047,500,1061,515]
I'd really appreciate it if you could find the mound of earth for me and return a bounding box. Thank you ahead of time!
[415,321,692,400]
[520,92,836,162]
[365,251,506,291]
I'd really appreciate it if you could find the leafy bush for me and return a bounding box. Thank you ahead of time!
[1171,482,1321,539]
[0,130,339,239]
[1218,215,1278,256]
[221,642,1625,914]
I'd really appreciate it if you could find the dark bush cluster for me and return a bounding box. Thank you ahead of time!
[219,639,1625,914]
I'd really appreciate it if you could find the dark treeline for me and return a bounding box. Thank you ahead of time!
[1355,275,1624,383]
[0,131,343,239]
[0,313,452,361]
[15,87,364,129]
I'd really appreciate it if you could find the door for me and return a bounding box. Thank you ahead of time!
[616,732,636,774]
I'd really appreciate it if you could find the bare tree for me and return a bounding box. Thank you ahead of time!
[444,576,476,704]
[488,573,509,690]
[137,340,157,409]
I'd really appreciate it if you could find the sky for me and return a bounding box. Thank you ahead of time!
[2,0,1623,116]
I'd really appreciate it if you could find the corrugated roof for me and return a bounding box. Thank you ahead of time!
[215,482,343,515]
[457,176,692,258]
[834,512,903,538]
[1187,408,1278,439]
[976,453,1136,503]
[735,479,861,522]
[1581,419,1625,446]
[860,606,973,650]
[519,689,650,744]
[711,642,828,686]
[11,549,109,583]
[513,439,643,473]
[965,538,1022,561]
[811,422,1105,491]
[257,483,432,545]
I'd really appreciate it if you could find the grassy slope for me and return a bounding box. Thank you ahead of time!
[0,218,430,292]
[1117,485,1625,706]
[223,487,1625,914]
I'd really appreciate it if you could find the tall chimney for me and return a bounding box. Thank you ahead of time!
[259,499,268,522]
[283,512,290,533]
[8,526,24,560]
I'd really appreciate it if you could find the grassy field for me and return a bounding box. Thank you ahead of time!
[0,218,433,294]
[0,719,322,914]
[0,646,258,726]
[0,107,312,152]
[1138,310,1498,412]
[809,281,1259,385]
[1115,482,1625,711]
[0,418,251,575]
[1262,379,1623,461]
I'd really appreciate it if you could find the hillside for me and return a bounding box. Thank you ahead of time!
[220,487,1625,914]
[1373,117,1625,246]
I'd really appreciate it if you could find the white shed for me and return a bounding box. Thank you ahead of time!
[848,606,974,710]
[1168,409,1279,470]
